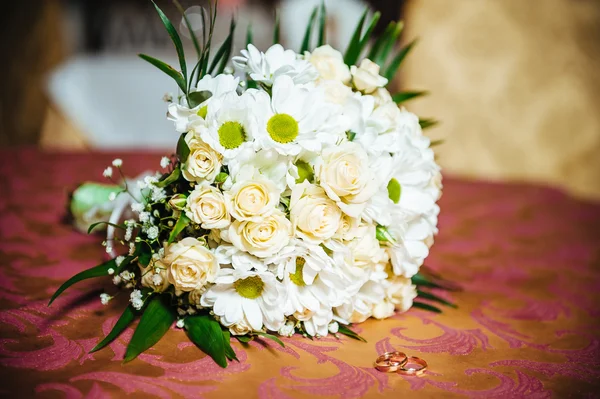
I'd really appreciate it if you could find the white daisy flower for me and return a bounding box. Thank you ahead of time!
[200,268,285,332]
[232,44,318,86]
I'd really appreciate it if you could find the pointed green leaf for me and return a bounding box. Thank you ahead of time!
[356,11,381,61]
[177,133,190,163]
[138,54,187,93]
[49,258,116,306]
[300,7,319,53]
[317,0,327,46]
[151,1,187,86]
[337,324,367,342]
[375,225,395,242]
[254,332,285,348]
[168,213,190,244]
[411,272,444,289]
[419,118,439,130]
[171,0,201,58]
[344,9,368,65]
[222,330,238,361]
[412,301,442,313]
[155,166,181,188]
[246,24,254,46]
[235,335,253,343]
[124,295,175,362]
[273,11,280,44]
[210,17,236,74]
[430,139,444,147]
[373,22,404,66]
[184,315,228,368]
[90,305,136,353]
[417,290,457,308]
[367,22,397,64]
[87,221,125,234]
[384,38,417,81]
[392,90,428,104]
[387,178,401,204]
[346,131,357,141]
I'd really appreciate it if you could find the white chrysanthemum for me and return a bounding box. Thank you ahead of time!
[335,280,386,324]
[194,73,240,98]
[198,91,258,160]
[214,244,267,272]
[372,276,417,319]
[232,44,318,85]
[254,75,341,156]
[200,268,285,332]
[227,149,295,193]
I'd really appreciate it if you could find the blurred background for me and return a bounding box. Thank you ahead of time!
[1,0,599,199]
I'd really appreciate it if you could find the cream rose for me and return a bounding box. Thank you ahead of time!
[186,183,230,229]
[350,59,388,94]
[318,79,353,105]
[225,176,279,222]
[316,141,378,217]
[229,318,253,335]
[164,237,219,293]
[309,45,351,83]
[290,181,342,243]
[139,260,170,293]
[334,213,361,241]
[182,137,223,183]
[229,209,292,258]
[372,87,393,107]
[188,287,207,308]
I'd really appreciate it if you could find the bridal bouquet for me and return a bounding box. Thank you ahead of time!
[51,1,449,367]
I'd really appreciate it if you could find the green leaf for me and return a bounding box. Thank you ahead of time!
[168,213,190,244]
[177,133,190,163]
[295,160,314,184]
[392,90,428,104]
[430,139,444,147]
[375,225,395,242]
[317,0,327,46]
[411,272,445,290]
[383,38,417,81]
[87,221,124,234]
[273,11,280,44]
[412,301,442,313]
[138,54,187,94]
[387,178,401,204]
[188,90,212,109]
[215,172,229,183]
[124,295,175,362]
[417,290,457,308]
[356,11,381,61]
[419,118,439,130]
[138,250,152,267]
[300,7,319,53]
[222,330,238,361]
[90,305,136,353]
[155,167,181,188]
[374,22,404,66]
[48,258,117,306]
[209,17,236,74]
[235,335,253,343]
[151,1,187,88]
[346,131,357,141]
[246,24,253,46]
[337,325,367,342]
[367,22,397,65]
[344,9,368,65]
[171,0,201,59]
[184,315,228,368]
[254,332,285,348]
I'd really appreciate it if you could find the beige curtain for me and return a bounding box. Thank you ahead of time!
[401,0,600,200]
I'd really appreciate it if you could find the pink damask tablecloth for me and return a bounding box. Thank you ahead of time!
[0,148,599,398]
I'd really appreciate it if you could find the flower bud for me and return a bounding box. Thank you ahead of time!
[169,194,187,211]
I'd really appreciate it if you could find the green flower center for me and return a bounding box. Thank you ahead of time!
[218,121,246,149]
[289,258,306,286]
[267,113,299,144]
[197,105,208,119]
[234,276,264,299]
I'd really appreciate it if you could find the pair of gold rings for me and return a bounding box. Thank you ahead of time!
[374,352,427,376]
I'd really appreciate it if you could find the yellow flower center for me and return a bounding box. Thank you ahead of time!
[289,258,306,286]
[197,105,208,118]
[218,121,246,149]
[233,276,264,299]
[267,113,299,144]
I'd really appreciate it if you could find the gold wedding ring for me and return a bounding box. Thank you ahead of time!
[374,351,408,372]
[397,356,428,376]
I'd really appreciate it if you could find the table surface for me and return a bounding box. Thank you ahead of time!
[1,148,599,398]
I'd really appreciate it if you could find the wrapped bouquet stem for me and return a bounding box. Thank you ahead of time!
[51,0,450,367]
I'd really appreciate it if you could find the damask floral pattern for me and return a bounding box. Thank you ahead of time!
[0,149,599,398]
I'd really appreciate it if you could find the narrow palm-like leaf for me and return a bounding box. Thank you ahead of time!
[155,167,181,188]
[222,331,238,361]
[168,213,190,244]
[344,8,368,65]
[138,54,187,93]
[209,16,236,74]
[430,139,444,147]
[124,295,175,362]
[374,21,403,66]
[417,290,457,308]
[300,7,319,53]
[367,22,396,65]
[172,0,201,58]
[412,302,442,313]
[419,118,439,130]
[356,11,381,60]
[411,272,444,289]
[48,258,117,306]
[177,132,190,162]
[235,335,253,343]
[337,325,367,342]
[151,1,187,84]
[273,11,280,44]
[185,315,228,367]
[246,24,253,46]
[254,332,284,348]
[90,305,136,353]
[317,0,327,46]
[383,38,417,81]
[392,90,428,104]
